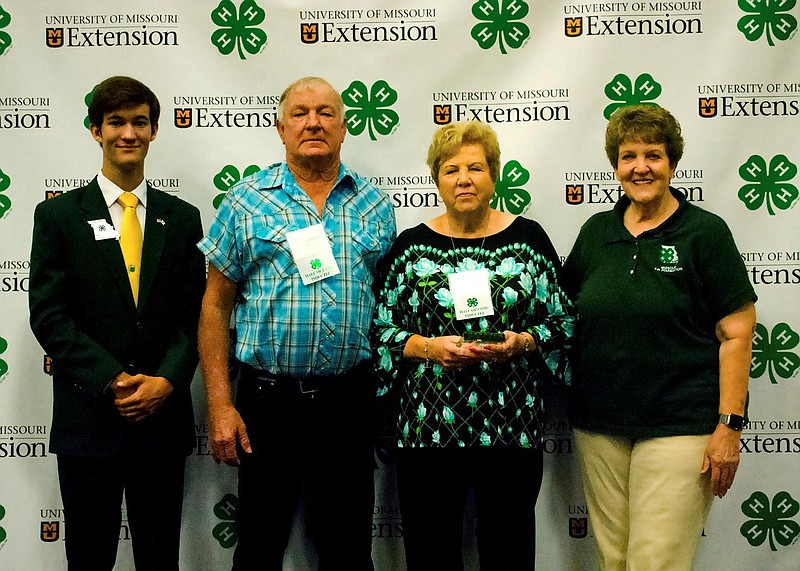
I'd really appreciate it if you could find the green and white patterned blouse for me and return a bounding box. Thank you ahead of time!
[372,218,574,449]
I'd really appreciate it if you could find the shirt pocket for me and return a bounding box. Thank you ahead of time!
[351,223,382,281]
[247,218,296,279]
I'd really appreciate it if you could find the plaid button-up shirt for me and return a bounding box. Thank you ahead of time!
[199,162,396,376]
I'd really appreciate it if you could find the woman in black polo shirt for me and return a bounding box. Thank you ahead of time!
[564,105,757,570]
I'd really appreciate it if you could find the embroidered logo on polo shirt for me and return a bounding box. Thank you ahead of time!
[656,245,683,273]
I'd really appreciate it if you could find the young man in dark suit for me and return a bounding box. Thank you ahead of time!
[29,76,205,571]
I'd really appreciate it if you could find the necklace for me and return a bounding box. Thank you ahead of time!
[446,211,490,255]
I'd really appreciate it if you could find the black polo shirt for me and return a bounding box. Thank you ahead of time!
[564,188,757,438]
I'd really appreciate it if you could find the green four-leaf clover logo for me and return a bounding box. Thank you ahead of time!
[659,246,677,264]
[0,168,11,220]
[213,164,261,209]
[603,73,662,119]
[737,0,798,46]
[471,0,530,54]
[491,160,531,215]
[0,503,6,543]
[211,0,268,60]
[83,85,99,130]
[751,322,800,384]
[310,259,322,270]
[738,154,798,215]
[212,493,238,548]
[741,491,800,551]
[342,80,399,140]
[467,297,478,307]
[0,5,11,56]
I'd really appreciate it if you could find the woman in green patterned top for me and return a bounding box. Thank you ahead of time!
[371,121,574,570]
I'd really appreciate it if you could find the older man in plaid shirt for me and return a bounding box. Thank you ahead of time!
[197,77,395,571]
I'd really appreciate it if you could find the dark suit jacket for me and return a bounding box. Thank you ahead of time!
[29,178,205,457]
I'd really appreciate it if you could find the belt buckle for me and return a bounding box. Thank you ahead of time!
[298,377,320,395]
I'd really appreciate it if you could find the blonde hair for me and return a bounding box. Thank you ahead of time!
[427,122,501,183]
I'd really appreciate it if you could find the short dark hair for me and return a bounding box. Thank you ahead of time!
[88,76,160,128]
[605,105,684,168]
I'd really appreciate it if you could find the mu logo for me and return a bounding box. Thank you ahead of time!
[565,17,582,37]
[301,23,318,43]
[566,184,584,205]
[433,104,451,125]
[699,97,717,118]
[46,28,64,48]
[174,108,192,128]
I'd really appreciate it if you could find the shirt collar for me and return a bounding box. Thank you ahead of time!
[607,186,688,242]
[97,171,148,208]
[275,161,356,194]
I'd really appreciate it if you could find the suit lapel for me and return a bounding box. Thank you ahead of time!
[79,179,137,312]
[138,185,168,311]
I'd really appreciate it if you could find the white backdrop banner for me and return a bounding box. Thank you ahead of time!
[0,1,798,570]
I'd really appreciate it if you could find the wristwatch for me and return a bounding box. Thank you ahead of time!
[719,413,745,431]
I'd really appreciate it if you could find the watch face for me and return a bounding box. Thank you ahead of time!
[721,414,744,431]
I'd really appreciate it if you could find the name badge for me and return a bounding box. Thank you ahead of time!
[448,269,494,320]
[88,219,119,241]
[285,224,341,285]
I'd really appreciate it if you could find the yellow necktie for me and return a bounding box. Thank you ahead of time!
[117,192,143,304]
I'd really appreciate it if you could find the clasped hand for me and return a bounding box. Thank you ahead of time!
[428,331,528,371]
[112,372,174,422]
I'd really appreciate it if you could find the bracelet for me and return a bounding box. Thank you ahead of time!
[423,337,431,367]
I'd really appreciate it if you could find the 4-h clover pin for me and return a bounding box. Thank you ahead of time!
[737,0,798,46]
[310,259,322,270]
[738,154,798,215]
[211,0,268,60]
[212,164,261,209]
[603,73,662,119]
[740,491,800,551]
[467,297,479,307]
[751,322,800,384]
[470,0,530,54]
[0,167,11,219]
[490,160,531,215]
[212,493,238,548]
[342,80,399,140]
[0,5,11,56]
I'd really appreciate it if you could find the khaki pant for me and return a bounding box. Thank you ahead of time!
[574,429,715,571]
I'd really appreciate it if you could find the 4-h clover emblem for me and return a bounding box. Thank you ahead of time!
[659,246,678,265]
[490,160,531,215]
[738,154,798,215]
[0,167,11,219]
[0,5,11,56]
[603,73,662,120]
[741,491,800,551]
[737,0,798,46]
[0,503,5,543]
[310,259,322,270]
[0,335,9,380]
[83,85,99,130]
[467,297,479,307]
[212,493,238,548]
[211,0,268,60]
[212,164,261,209]
[342,80,399,140]
[471,0,530,54]
[751,322,800,384]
